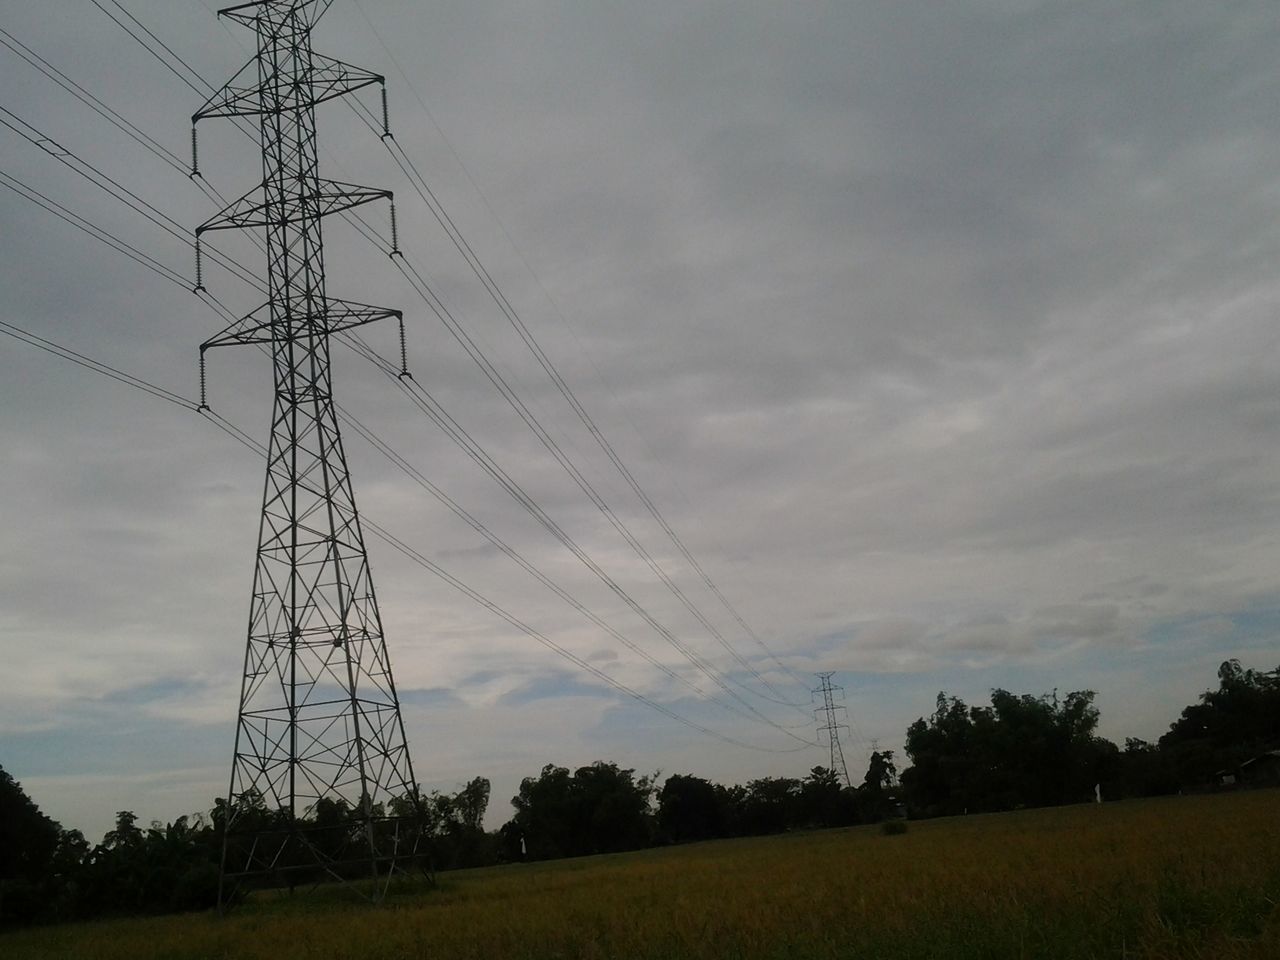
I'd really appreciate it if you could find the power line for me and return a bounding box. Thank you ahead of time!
[89,0,211,100]
[339,9,809,696]
[0,27,186,171]
[348,73,809,705]
[1,34,811,743]
[14,8,813,737]
[375,173,807,712]
[0,319,197,411]
[5,85,801,743]
[339,332,817,744]
[0,25,271,232]
[338,406,803,730]
[0,105,263,292]
[0,112,746,732]
[361,518,811,753]
[3,19,398,296]
[0,169,189,290]
[89,0,805,715]
[84,2,391,253]
[0,44,393,317]
[0,316,808,755]
[0,166,248,334]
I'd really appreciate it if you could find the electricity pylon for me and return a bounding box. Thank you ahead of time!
[813,672,852,787]
[192,0,422,906]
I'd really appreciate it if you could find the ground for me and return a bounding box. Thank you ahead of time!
[5,790,1279,959]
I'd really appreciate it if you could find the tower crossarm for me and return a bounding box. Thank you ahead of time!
[201,299,402,350]
[193,53,383,121]
[218,0,339,33]
[301,55,384,108]
[195,181,393,234]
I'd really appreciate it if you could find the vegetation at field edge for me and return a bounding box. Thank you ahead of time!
[6,660,1278,928]
[3,789,1277,960]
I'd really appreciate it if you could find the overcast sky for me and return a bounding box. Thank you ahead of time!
[3,0,1280,840]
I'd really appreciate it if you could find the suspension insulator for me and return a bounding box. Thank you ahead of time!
[194,238,205,292]
[398,316,410,378]
[198,350,209,410]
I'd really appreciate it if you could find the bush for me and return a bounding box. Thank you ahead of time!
[169,862,220,913]
[0,878,46,926]
[881,819,908,836]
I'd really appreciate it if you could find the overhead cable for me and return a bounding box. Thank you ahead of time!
[0,318,810,754]
[14,12,814,737]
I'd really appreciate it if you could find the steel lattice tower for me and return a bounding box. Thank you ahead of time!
[813,672,852,788]
[192,0,421,904]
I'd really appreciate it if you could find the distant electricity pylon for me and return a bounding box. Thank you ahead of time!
[813,672,852,788]
[192,0,422,906]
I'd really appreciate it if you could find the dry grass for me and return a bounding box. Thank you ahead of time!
[5,790,1278,959]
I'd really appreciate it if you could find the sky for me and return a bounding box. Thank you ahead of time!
[2,0,1280,841]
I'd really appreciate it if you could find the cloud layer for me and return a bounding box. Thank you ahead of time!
[3,0,1280,837]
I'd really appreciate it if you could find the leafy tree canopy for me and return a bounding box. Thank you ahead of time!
[508,762,655,860]
[0,766,61,883]
[901,688,1116,816]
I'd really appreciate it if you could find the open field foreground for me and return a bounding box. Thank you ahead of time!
[6,791,1279,960]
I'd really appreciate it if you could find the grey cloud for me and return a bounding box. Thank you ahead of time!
[4,0,1280,837]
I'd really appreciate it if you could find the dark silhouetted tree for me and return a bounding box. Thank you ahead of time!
[657,774,725,843]
[1157,659,1280,785]
[857,750,899,821]
[900,689,1115,816]
[798,766,843,828]
[507,762,654,860]
[0,766,63,925]
[732,777,802,835]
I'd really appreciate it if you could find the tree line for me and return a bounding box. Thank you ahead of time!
[3,658,1276,926]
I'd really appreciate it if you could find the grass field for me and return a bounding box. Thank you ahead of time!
[5,790,1278,959]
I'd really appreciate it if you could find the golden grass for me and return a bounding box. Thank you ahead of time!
[5,790,1278,959]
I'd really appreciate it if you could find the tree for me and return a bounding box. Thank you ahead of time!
[658,775,725,843]
[0,766,64,926]
[509,764,574,860]
[1112,738,1179,798]
[573,762,654,854]
[899,694,981,817]
[857,751,899,822]
[453,777,490,834]
[863,751,897,792]
[1158,659,1280,785]
[900,689,1116,817]
[309,795,356,865]
[798,767,843,828]
[733,777,802,835]
[423,777,493,869]
[506,762,654,860]
[100,811,143,851]
[0,766,61,884]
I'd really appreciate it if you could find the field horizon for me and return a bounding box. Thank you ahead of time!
[5,789,1279,960]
